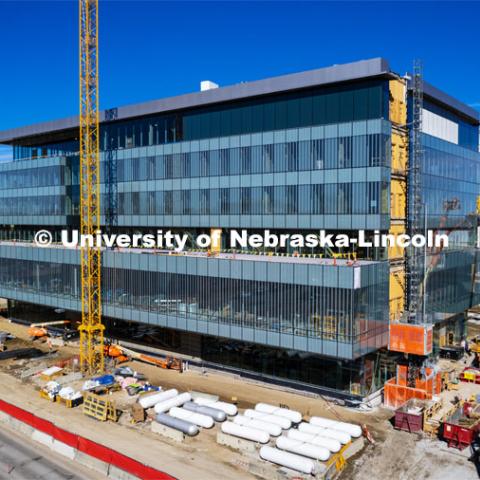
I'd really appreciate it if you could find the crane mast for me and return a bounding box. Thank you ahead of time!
[79,0,104,374]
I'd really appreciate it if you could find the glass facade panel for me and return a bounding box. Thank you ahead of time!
[0,252,389,360]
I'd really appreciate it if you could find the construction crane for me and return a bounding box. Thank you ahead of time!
[78,0,104,374]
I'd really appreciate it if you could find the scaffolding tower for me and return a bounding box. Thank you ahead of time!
[406,59,425,323]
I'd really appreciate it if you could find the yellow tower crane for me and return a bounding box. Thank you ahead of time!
[78,0,104,374]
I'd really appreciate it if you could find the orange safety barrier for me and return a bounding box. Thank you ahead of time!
[384,378,429,409]
[0,399,176,480]
[389,323,433,356]
[384,368,442,409]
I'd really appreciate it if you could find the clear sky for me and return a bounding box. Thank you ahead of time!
[0,0,479,136]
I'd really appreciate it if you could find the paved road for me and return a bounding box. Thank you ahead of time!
[0,428,96,480]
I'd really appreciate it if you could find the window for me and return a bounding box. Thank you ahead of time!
[220,188,229,215]
[311,139,325,170]
[338,137,352,168]
[220,149,230,176]
[240,147,251,174]
[286,142,299,172]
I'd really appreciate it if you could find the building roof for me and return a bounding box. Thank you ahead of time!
[421,80,480,123]
[0,57,478,145]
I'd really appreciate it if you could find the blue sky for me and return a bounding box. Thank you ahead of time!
[0,0,479,160]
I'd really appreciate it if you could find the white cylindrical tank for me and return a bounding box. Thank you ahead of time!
[287,429,341,453]
[233,414,282,437]
[194,398,238,416]
[221,421,269,444]
[276,436,330,461]
[169,407,214,428]
[244,409,291,429]
[255,403,302,423]
[139,389,178,409]
[154,392,192,414]
[259,446,317,475]
[309,416,362,438]
[298,422,351,444]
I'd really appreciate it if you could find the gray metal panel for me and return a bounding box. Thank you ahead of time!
[0,58,390,143]
[421,81,480,124]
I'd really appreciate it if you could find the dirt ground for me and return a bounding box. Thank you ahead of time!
[1,316,479,480]
[349,427,477,480]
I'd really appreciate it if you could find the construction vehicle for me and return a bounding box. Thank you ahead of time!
[104,341,183,371]
[28,321,71,339]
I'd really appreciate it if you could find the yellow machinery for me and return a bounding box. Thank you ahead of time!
[78,0,104,374]
[469,335,480,354]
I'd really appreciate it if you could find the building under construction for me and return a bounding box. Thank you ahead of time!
[0,58,479,401]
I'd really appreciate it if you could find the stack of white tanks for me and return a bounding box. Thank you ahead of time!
[139,389,236,437]
[257,407,362,476]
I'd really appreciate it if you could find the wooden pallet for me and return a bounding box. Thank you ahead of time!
[83,393,118,422]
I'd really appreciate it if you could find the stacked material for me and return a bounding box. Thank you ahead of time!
[82,374,116,391]
[43,381,61,399]
[58,386,82,401]
[40,366,63,381]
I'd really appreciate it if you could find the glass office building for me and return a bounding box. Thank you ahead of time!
[0,58,478,399]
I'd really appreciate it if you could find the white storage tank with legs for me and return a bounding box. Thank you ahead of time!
[233,414,282,437]
[254,403,302,423]
[298,422,351,444]
[154,392,192,414]
[221,421,270,444]
[259,446,318,475]
[139,389,178,409]
[276,435,330,461]
[244,409,291,429]
[309,416,362,438]
[169,407,214,428]
[287,429,341,452]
